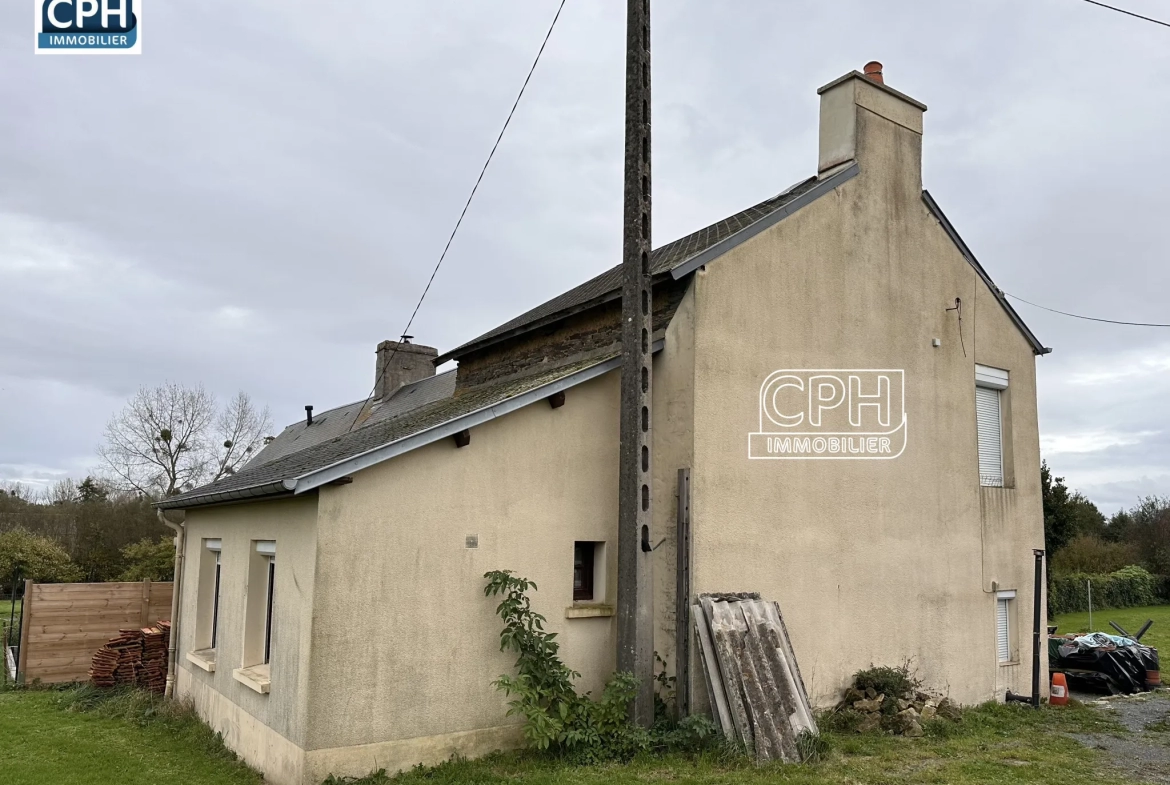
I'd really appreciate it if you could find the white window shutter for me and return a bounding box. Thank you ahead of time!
[996,598,1011,662]
[976,386,1003,487]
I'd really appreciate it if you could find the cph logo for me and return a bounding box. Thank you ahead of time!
[35,0,141,55]
[748,369,907,460]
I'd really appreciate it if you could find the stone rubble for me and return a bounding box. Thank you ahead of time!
[833,682,961,736]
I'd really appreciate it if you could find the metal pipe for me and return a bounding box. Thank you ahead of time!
[1030,549,1044,708]
[159,510,186,699]
[1006,549,1045,708]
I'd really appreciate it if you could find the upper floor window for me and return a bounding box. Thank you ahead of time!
[975,365,1008,487]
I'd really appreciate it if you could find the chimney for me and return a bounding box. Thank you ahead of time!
[374,338,438,401]
[816,61,927,187]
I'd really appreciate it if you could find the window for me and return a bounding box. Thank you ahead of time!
[211,548,222,649]
[975,365,1009,487]
[242,540,276,668]
[996,590,1016,663]
[191,539,222,667]
[263,552,275,664]
[573,542,606,603]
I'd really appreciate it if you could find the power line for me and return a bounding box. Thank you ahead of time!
[347,0,569,434]
[1077,0,1170,28]
[1005,292,1170,327]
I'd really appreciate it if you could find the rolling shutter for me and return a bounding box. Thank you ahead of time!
[996,598,1011,662]
[976,386,1003,487]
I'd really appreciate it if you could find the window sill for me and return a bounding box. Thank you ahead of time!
[999,660,1020,667]
[186,649,217,673]
[565,604,614,619]
[232,664,271,694]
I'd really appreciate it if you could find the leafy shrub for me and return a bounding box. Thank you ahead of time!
[0,528,83,583]
[1154,574,1170,603]
[483,570,722,763]
[1052,535,1138,575]
[485,570,648,761]
[1049,565,1158,615]
[115,538,175,581]
[852,665,918,698]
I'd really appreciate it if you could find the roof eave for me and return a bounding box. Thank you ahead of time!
[154,478,298,511]
[921,190,1051,356]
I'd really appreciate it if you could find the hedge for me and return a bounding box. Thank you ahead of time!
[1049,565,1164,616]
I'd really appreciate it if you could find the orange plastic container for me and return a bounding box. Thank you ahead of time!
[1050,672,1069,706]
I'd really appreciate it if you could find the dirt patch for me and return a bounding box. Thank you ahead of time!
[1071,689,1170,783]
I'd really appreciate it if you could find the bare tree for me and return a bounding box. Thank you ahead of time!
[98,383,272,498]
[211,391,272,482]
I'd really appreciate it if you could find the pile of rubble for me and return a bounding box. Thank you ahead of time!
[832,676,961,737]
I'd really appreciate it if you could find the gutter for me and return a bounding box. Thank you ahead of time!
[158,509,186,699]
[155,479,296,511]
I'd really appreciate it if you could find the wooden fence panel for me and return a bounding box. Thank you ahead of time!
[20,580,172,684]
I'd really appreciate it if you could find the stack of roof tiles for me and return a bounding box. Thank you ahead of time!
[88,621,171,693]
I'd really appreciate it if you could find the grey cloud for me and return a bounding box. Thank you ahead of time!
[0,0,1167,506]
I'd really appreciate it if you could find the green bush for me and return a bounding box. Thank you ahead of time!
[1049,565,1158,615]
[852,665,918,698]
[483,570,723,764]
[1154,574,1170,603]
[115,538,175,582]
[0,528,83,584]
[1052,535,1139,575]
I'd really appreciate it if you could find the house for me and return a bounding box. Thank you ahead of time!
[156,64,1049,785]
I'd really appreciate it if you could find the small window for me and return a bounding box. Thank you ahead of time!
[573,542,606,603]
[211,550,222,649]
[996,591,1016,663]
[242,541,276,668]
[975,365,1008,487]
[194,539,222,653]
[264,555,275,665]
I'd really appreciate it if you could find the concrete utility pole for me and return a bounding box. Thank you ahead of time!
[617,0,655,727]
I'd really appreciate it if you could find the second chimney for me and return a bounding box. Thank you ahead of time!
[374,338,438,402]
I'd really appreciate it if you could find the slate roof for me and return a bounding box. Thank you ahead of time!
[436,175,823,362]
[156,355,612,510]
[247,371,457,468]
[156,173,846,510]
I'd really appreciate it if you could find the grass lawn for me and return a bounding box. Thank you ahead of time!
[2,597,21,620]
[0,688,261,785]
[0,683,1150,785]
[1053,603,1170,653]
[331,701,1127,785]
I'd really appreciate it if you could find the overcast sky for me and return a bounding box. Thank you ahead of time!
[1,0,1167,512]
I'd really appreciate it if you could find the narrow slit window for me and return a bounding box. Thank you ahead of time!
[996,592,1015,663]
[211,550,222,649]
[264,556,275,665]
[573,542,595,602]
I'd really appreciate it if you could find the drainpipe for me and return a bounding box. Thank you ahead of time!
[158,509,186,699]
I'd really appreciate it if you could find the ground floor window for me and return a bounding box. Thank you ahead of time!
[996,591,1016,663]
[573,541,606,603]
[242,540,276,668]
